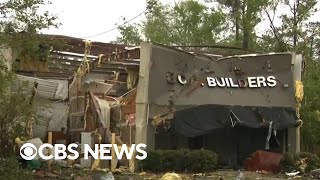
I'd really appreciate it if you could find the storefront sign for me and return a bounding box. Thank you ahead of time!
[206,76,277,88]
[171,72,277,88]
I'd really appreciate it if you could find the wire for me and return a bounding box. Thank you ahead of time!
[171,45,263,53]
[82,9,148,39]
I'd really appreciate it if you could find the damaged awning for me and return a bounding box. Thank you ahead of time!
[172,105,297,137]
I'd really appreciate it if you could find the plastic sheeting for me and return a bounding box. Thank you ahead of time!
[172,105,297,138]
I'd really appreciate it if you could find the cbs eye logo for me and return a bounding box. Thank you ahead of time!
[20,143,37,160]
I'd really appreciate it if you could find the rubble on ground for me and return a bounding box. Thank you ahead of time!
[161,173,183,180]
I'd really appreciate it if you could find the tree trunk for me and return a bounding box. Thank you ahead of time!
[234,0,240,46]
[293,0,300,49]
[242,0,249,49]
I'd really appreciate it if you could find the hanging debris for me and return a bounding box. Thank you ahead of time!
[295,80,304,120]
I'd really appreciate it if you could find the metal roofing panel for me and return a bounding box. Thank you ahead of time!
[33,98,68,140]
[16,75,58,99]
[16,75,68,100]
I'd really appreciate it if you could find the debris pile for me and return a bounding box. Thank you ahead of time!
[245,150,283,173]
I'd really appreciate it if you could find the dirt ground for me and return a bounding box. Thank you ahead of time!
[33,170,315,180]
[113,171,313,180]
[32,163,315,180]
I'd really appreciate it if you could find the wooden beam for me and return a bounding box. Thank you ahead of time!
[47,132,53,170]
[111,133,117,172]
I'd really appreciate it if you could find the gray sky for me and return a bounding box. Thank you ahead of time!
[40,0,164,43]
[40,0,319,43]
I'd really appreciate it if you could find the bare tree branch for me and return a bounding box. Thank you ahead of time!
[264,9,287,51]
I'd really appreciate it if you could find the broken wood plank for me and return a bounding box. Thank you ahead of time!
[111,133,117,172]
[129,147,135,173]
[47,132,52,170]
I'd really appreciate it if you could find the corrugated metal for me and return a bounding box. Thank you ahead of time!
[16,75,68,100]
[46,102,68,131]
[33,97,68,141]
[16,75,58,99]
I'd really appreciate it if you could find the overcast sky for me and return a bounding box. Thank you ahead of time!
[40,0,319,43]
[40,0,168,43]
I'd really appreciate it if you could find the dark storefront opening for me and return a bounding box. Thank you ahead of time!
[154,104,295,169]
[155,126,285,169]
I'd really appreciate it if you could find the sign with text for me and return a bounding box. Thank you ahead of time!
[175,74,278,88]
[145,44,296,111]
[206,76,277,88]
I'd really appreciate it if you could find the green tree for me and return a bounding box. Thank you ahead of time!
[247,0,320,147]
[217,0,270,49]
[301,60,320,147]
[116,0,226,46]
[0,0,62,63]
[260,0,318,53]
[114,18,143,46]
[262,0,320,146]
[0,0,60,157]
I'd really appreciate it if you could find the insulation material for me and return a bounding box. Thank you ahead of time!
[295,80,304,119]
[295,80,304,102]
[68,40,92,131]
[161,173,182,180]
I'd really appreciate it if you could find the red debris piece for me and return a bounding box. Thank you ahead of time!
[244,150,283,173]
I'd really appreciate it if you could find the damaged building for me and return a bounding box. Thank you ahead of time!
[12,35,303,169]
[134,43,303,168]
